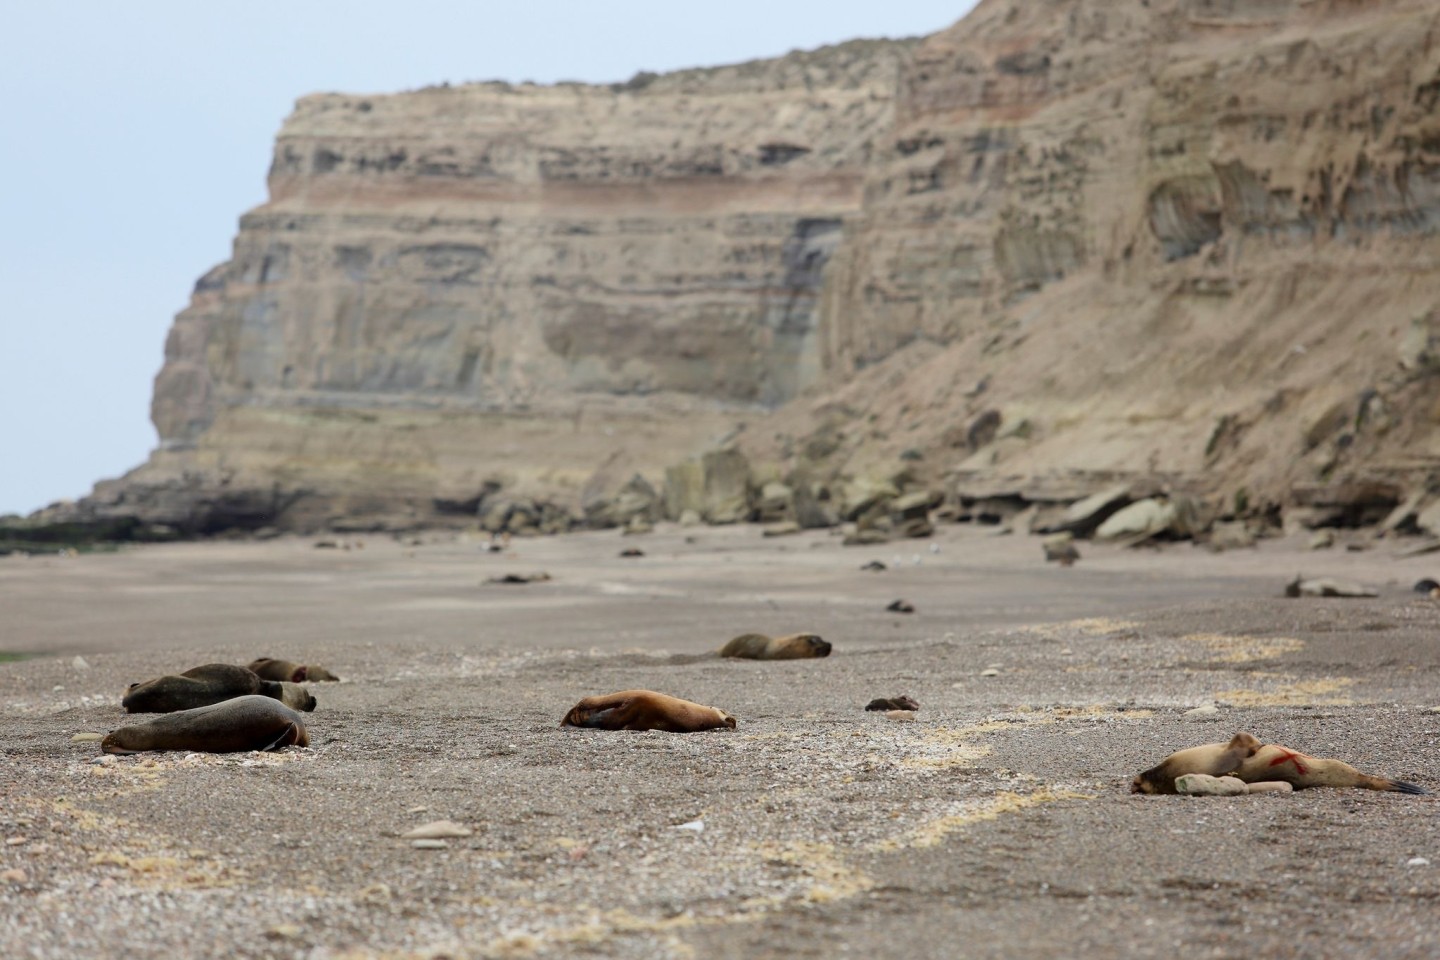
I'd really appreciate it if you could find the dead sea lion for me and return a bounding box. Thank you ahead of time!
[1132,732,1425,795]
[248,657,340,683]
[123,664,316,713]
[865,696,920,712]
[560,690,735,732]
[102,695,310,754]
[718,633,831,660]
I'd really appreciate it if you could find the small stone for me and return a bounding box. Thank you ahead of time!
[401,820,472,840]
[410,839,449,850]
[1183,704,1219,717]
[71,732,105,742]
[674,820,704,833]
[1407,857,1430,867]
[0,869,27,884]
[265,924,304,940]
[885,710,917,722]
[1244,781,1294,794]
[1308,530,1335,550]
[90,755,115,766]
[1176,774,1247,796]
[980,669,1000,678]
[406,805,429,815]
[52,685,64,692]
[5,836,27,846]
[71,656,91,670]
[1059,648,1073,656]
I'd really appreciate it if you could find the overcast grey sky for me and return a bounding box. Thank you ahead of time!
[0,1,979,516]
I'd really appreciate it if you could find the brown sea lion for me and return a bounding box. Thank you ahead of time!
[102,695,310,754]
[122,664,316,713]
[560,690,736,732]
[718,633,831,660]
[865,696,920,712]
[1132,732,1425,795]
[248,658,340,683]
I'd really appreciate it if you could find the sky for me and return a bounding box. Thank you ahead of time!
[0,1,979,517]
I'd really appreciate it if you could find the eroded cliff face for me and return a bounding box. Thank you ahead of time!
[110,41,914,531]
[48,2,1440,536]
[757,0,1440,518]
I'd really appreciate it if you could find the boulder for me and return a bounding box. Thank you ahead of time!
[1095,498,1176,542]
[584,473,661,529]
[702,448,750,524]
[755,482,794,523]
[1044,483,1132,538]
[1176,774,1248,797]
[793,483,839,529]
[840,477,899,522]
[663,460,705,521]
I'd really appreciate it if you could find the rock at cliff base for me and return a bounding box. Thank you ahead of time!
[1094,498,1176,543]
[701,449,750,525]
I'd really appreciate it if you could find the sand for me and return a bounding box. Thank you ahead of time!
[2,524,1438,959]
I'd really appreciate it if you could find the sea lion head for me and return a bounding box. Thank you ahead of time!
[276,682,317,712]
[715,710,737,729]
[789,634,831,658]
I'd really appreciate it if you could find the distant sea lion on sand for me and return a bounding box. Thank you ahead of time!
[102,695,310,754]
[560,690,735,732]
[718,633,831,660]
[865,696,920,712]
[1132,732,1426,795]
[122,664,316,713]
[248,658,341,683]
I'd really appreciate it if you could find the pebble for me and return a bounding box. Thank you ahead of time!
[4,837,27,847]
[91,755,116,766]
[885,710,917,722]
[0,869,27,884]
[674,820,704,833]
[401,820,472,840]
[1407,857,1430,867]
[71,656,91,670]
[265,924,304,940]
[71,733,104,743]
[51,685,64,692]
[1183,704,1219,717]
[406,805,429,815]
[1175,774,1247,796]
[980,669,1000,678]
[1244,781,1294,794]
[410,839,449,850]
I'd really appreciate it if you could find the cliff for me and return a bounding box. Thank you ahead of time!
[32,0,1440,538]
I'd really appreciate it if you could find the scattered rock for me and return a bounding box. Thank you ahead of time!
[410,839,450,850]
[1044,483,1133,537]
[1095,498,1176,543]
[71,655,90,670]
[1175,774,1247,796]
[678,509,703,527]
[70,732,104,742]
[843,529,890,546]
[762,521,802,538]
[401,820,473,840]
[0,869,27,884]
[885,710,917,722]
[860,560,887,571]
[5,837,27,846]
[1182,704,1219,717]
[619,547,645,558]
[885,599,915,614]
[1308,530,1336,550]
[980,668,1000,678]
[623,516,653,536]
[674,820,704,833]
[1407,857,1431,867]
[1207,521,1256,552]
[1284,576,1377,598]
[1245,781,1294,795]
[265,924,305,941]
[1042,532,1079,566]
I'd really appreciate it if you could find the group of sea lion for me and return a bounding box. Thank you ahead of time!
[101,658,339,755]
[90,630,1425,797]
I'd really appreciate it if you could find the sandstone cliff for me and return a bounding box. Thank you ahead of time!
[29,1,1440,538]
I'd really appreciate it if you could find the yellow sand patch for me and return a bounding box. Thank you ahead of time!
[1213,677,1356,706]
[871,788,1094,852]
[1187,633,1304,663]
[1027,618,1139,639]
[754,840,875,903]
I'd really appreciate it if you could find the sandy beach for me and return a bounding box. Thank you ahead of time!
[2,524,1438,958]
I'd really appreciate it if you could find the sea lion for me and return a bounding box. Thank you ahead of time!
[122,664,316,713]
[886,600,915,614]
[1413,578,1440,596]
[1132,732,1425,795]
[865,696,920,712]
[718,633,831,660]
[560,690,736,732]
[1283,576,1377,598]
[248,658,340,683]
[102,695,310,754]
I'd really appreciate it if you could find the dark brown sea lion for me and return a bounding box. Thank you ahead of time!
[122,664,316,713]
[248,658,340,683]
[102,696,310,754]
[718,633,831,660]
[865,696,920,712]
[1132,732,1425,795]
[560,690,735,732]
[886,600,915,614]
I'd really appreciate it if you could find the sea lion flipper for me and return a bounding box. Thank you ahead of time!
[261,722,300,752]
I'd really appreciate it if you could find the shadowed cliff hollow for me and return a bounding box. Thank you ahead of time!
[32,0,1440,536]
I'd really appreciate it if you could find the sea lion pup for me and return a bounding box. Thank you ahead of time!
[1132,732,1426,795]
[718,633,831,660]
[865,696,920,712]
[122,664,316,713]
[248,657,341,683]
[102,695,310,754]
[560,690,736,732]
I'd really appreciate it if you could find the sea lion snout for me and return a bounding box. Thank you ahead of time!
[803,635,832,657]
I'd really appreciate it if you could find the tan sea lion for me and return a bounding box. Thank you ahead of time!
[560,690,736,732]
[248,657,341,683]
[102,695,310,754]
[122,664,316,713]
[1132,732,1425,795]
[718,633,831,660]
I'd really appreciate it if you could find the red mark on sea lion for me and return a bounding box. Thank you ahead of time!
[1268,748,1309,775]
